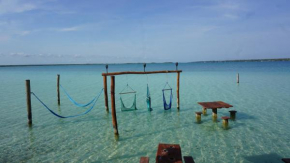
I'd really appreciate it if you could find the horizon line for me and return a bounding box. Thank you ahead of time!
[0,58,289,67]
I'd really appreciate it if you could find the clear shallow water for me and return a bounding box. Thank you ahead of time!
[1,62,290,163]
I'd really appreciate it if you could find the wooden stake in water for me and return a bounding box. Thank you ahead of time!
[110,76,119,135]
[237,73,239,83]
[195,112,202,123]
[177,72,180,110]
[57,74,60,105]
[103,76,109,112]
[26,80,32,125]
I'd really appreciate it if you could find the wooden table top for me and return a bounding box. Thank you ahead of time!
[156,143,182,163]
[198,101,233,109]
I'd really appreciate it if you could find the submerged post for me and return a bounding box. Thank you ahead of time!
[237,73,239,83]
[195,112,202,123]
[110,76,118,135]
[26,80,32,125]
[57,74,60,105]
[177,72,180,110]
[103,76,109,112]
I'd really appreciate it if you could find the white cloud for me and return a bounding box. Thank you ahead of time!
[58,26,80,32]
[0,0,37,14]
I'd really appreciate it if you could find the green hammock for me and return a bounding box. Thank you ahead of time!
[146,84,152,111]
[120,94,137,111]
[119,84,137,111]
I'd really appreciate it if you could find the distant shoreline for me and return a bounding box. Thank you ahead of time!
[0,58,289,67]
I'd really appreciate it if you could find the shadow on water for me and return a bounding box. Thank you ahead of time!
[102,152,147,162]
[219,111,256,120]
[244,153,282,163]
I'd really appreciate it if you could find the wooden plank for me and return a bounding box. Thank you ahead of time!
[119,91,136,95]
[183,156,195,163]
[156,143,182,163]
[198,101,233,109]
[140,157,149,163]
[102,70,182,76]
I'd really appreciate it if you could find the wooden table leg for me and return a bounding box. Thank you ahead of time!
[212,108,217,121]
[202,107,207,115]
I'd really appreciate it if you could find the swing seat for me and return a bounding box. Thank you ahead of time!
[162,82,173,110]
[119,84,137,111]
[120,93,137,111]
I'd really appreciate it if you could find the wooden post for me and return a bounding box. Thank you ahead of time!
[110,76,118,135]
[26,80,32,125]
[212,108,217,121]
[229,110,237,120]
[237,73,239,83]
[177,72,180,110]
[202,107,207,115]
[103,76,109,112]
[143,63,146,72]
[222,116,230,129]
[57,74,60,105]
[195,112,202,123]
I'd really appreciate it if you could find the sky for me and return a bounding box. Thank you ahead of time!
[0,0,290,65]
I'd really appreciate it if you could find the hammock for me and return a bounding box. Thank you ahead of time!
[31,88,103,118]
[60,84,99,107]
[120,84,137,111]
[162,82,173,110]
[146,84,152,111]
[120,94,137,111]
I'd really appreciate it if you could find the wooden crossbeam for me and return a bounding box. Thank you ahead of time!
[102,70,182,76]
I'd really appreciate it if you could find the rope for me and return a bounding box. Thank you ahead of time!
[163,82,172,90]
[31,89,103,118]
[60,85,99,107]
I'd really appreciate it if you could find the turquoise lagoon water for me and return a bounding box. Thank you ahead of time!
[1,62,290,163]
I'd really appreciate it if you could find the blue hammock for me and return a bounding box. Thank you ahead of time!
[162,82,173,110]
[60,84,98,107]
[31,88,103,118]
[146,84,152,111]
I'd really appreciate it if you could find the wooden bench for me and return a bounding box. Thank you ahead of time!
[140,157,149,163]
[184,156,195,163]
[156,143,182,163]
[195,112,202,123]
[221,116,230,128]
[229,110,237,120]
[282,158,290,163]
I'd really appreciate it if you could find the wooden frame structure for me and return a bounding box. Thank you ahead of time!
[102,70,182,135]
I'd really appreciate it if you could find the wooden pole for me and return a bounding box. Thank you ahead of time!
[110,76,118,135]
[26,80,32,125]
[177,72,180,110]
[143,63,146,72]
[103,76,109,112]
[57,74,60,105]
[237,73,239,83]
